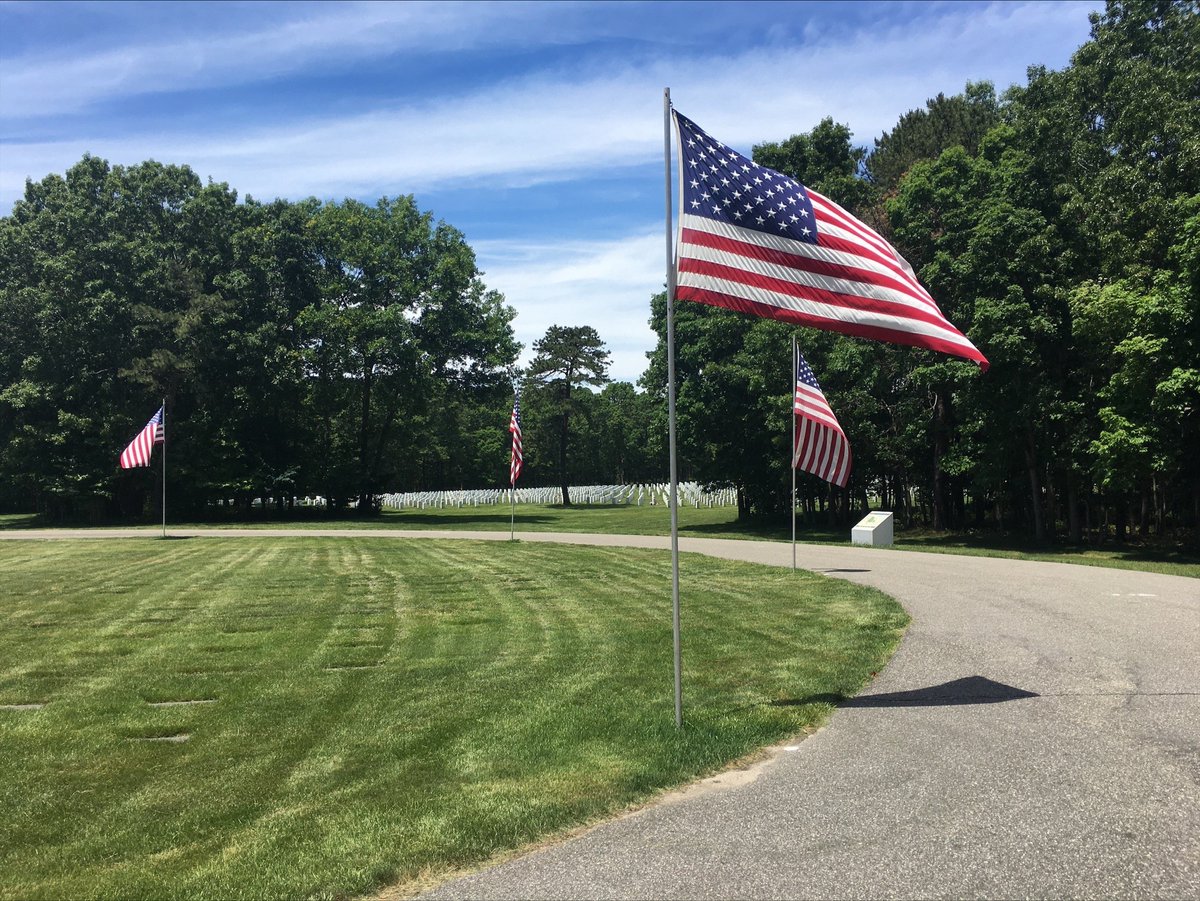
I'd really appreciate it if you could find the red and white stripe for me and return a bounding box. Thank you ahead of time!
[509,406,523,486]
[793,380,851,488]
[675,191,989,371]
[119,408,163,469]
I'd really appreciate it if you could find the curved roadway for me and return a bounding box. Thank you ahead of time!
[6,529,1198,898]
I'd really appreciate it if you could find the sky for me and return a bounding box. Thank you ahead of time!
[0,0,1102,383]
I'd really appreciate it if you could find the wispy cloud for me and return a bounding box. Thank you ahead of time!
[0,2,581,120]
[476,230,665,384]
[1,1,1097,213]
[1,2,1100,385]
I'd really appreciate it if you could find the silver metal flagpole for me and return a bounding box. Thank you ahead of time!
[791,338,797,572]
[663,87,683,729]
[510,484,515,541]
[161,396,167,539]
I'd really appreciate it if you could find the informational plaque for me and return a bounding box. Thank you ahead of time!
[851,511,894,547]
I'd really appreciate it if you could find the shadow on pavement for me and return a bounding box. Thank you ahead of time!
[773,676,1040,708]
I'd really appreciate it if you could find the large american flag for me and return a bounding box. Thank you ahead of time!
[672,110,989,371]
[793,351,851,488]
[119,405,164,469]
[509,390,523,485]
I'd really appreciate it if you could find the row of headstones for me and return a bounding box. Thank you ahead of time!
[380,483,738,510]
[212,496,332,508]
[202,484,741,512]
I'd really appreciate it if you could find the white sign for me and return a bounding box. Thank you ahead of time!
[852,510,894,547]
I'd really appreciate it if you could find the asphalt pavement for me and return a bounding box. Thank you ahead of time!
[424,533,1200,899]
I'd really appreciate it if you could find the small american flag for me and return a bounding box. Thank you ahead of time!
[119,406,164,469]
[672,110,989,371]
[793,352,851,488]
[509,391,523,486]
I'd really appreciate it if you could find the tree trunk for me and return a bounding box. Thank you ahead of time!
[931,391,948,531]
[358,361,374,509]
[558,409,571,506]
[1067,477,1082,544]
[1043,465,1058,540]
[1023,427,1045,542]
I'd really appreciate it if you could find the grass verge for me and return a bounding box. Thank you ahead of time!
[0,537,906,900]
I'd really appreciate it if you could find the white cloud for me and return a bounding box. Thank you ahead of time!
[1,1,1097,212]
[0,1,1100,387]
[0,2,575,119]
[476,229,665,384]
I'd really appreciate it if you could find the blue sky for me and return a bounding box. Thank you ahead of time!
[1,0,1101,382]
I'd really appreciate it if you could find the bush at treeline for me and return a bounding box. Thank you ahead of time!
[2,0,1196,544]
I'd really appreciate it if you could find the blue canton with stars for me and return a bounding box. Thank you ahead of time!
[796,354,824,391]
[675,111,818,244]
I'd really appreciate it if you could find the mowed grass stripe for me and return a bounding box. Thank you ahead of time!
[0,538,907,900]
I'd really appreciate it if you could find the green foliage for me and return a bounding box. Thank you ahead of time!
[868,81,1001,191]
[525,325,611,504]
[3,1,1197,544]
[1,168,518,517]
[644,0,1198,541]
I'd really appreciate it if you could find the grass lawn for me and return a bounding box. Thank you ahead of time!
[0,537,906,900]
[8,503,1196,576]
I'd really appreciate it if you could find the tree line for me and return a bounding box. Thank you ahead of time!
[0,164,655,518]
[2,0,1196,545]
[646,0,1198,543]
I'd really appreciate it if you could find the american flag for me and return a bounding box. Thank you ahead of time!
[509,391,523,485]
[793,351,851,488]
[672,110,989,371]
[119,405,164,469]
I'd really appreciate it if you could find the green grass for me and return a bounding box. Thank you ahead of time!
[0,513,39,530]
[0,537,906,900]
[10,501,1196,576]
[207,504,1198,577]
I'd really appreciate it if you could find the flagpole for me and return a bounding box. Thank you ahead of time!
[161,396,167,539]
[663,87,683,729]
[791,338,797,572]
[510,484,515,541]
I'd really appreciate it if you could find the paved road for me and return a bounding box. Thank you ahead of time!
[6,529,1199,898]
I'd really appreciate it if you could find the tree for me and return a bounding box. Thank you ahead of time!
[0,156,227,519]
[526,325,610,505]
[867,82,1001,191]
[302,196,517,509]
[593,381,661,485]
[1,161,518,519]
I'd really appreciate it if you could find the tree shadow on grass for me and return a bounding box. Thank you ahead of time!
[0,514,41,530]
[772,676,1039,709]
[897,530,1200,568]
